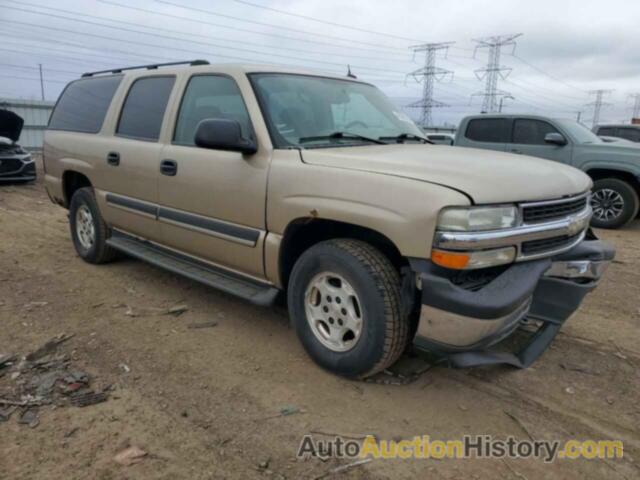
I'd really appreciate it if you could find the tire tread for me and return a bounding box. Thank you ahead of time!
[324,239,409,378]
[70,187,117,264]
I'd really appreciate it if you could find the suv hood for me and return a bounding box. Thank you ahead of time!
[0,109,24,143]
[300,144,591,204]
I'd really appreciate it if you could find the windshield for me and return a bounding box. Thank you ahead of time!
[555,119,603,144]
[250,73,424,148]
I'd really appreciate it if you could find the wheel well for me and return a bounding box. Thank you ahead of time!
[279,218,407,289]
[586,169,640,197]
[62,171,92,207]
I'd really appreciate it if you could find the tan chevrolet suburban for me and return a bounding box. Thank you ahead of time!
[44,60,614,378]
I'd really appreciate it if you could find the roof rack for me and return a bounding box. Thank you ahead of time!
[81,59,209,78]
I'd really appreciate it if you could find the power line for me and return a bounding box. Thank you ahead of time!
[405,42,455,127]
[0,62,80,76]
[1,0,414,65]
[0,34,170,68]
[503,79,584,110]
[472,33,522,113]
[0,73,67,84]
[0,6,402,74]
[0,30,406,87]
[0,18,406,78]
[99,0,408,56]
[224,0,425,42]
[152,0,411,52]
[586,89,613,128]
[503,75,587,103]
[508,54,586,94]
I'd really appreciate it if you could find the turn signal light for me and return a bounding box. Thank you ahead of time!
[431,250,470,269]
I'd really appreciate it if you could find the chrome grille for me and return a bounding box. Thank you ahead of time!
[521,233,582,256]
[522,195,588,223]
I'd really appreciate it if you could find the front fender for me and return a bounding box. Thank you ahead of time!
[267,154,471,259]
[573,146,640,177]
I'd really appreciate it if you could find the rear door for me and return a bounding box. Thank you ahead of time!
[100,75,176,241]
[157,73,270,278]
[508,118,572,164]
[460,118,509,152]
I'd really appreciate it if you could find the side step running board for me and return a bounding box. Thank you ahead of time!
[106,232,279,306]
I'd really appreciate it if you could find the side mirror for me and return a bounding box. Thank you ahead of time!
[544,132,567,146]
[194,118,257,155]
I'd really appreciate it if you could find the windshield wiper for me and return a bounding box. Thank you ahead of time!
[298,131,387,145]
[379,133,432,144]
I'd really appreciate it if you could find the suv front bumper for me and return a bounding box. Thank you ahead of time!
[411,237,614,368]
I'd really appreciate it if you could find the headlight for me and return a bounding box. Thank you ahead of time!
[437,205,518,232]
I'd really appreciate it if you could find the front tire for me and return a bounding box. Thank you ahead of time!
[590,178,639,229]
[69,187,117,264]
[288,239,409,379]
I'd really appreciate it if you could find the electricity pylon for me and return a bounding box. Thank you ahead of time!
[587,90,613,128]
[472,33,522,113]
[405,42,455,128]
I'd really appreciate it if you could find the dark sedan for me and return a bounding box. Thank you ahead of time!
[0,109,36,183]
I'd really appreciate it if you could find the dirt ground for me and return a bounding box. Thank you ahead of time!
[1,160,639,479]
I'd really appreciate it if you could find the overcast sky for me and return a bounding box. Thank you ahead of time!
[1,0,639,127]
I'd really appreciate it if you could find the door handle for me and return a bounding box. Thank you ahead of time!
[107,151,120,166]
[160,159,178,176]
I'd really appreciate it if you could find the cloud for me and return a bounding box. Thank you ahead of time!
[1,0,638,125]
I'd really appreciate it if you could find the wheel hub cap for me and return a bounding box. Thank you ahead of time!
[591,189,624,221]
[304,272,363,352]
[75,205,95,249]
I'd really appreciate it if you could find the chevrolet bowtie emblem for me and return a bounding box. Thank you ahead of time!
[567,216,583,235]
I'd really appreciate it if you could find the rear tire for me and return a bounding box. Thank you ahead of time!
[287,239,409,379]
[590,178,639,229]
[69,187,117,264]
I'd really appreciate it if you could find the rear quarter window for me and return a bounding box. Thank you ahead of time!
[48,75,123,133]
[465,118,509,143]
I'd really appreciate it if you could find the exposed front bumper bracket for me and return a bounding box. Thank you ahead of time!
[413,238,615,368]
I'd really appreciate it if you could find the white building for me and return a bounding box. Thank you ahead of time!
[0,98,55,151]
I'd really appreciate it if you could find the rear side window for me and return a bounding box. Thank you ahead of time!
[512,119,559,145]
[465,118,509,143]
[48,75,123,133]
[618,128,640,142]
[597,127,617,136]
[117,76,175,141]
[173,75,253,145]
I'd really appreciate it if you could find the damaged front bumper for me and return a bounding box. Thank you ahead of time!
[411,236,614,368]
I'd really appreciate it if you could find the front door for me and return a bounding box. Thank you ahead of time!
[508,118,572,164]
[157,74,269,279]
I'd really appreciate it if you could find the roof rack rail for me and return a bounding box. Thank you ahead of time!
[81,59,209,78]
